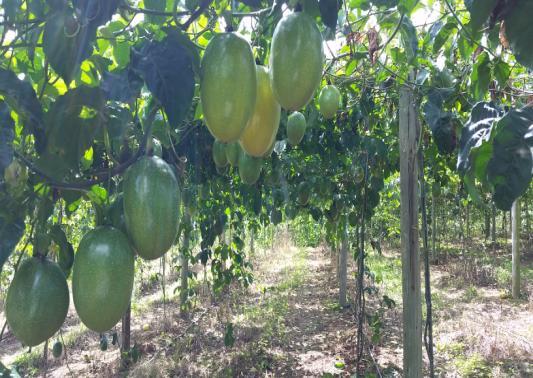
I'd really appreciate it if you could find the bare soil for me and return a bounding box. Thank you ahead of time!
[1,238,531,377]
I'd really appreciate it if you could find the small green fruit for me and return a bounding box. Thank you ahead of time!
[318,85,341,119]
[287,112,306,146]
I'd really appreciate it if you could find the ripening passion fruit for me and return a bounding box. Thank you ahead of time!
[239,66,281,157]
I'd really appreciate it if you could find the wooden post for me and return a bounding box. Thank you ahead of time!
[512,199,521,299]
[339,219,348,308]
[121,304,131,353]
[399,81,422,377]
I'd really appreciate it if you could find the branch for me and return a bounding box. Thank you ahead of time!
[181,0,213,30]
[233,8,270,18]
[443,0,496,58]
[14,107,159,191]
[120,3,190,17]
[377,13,404,51]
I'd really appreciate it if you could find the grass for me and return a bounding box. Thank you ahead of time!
[366,252,403,302]
[236,247,308,350]
[11,324,88,376]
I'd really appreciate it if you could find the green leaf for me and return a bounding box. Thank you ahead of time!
[302,0,321,18]
[503,0,533,69]
[38,87,105,178]
[492,59,510,88]
[432,19,457,54]
[0,101,15,176]
[400,16,418,62]
[370,0,398,9]
[49,224,74,275]
[0,215,25,275]
[398,0,418,15]
[319,0,339,29]
[487,107,533,210]
[101,69,143,103]
[143,0,167,24]
[224,322,235,347]
[464,0,498,32]
[423,101,456,155]
[131,31,196,127]
[457,101,500,175]
[470,52,491,101]
[0,68,46,153]
[457,32,475,61]
[43,8,97,84]
[73,0,121,28]
[113,40,131,68]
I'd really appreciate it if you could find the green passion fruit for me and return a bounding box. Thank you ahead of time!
[239,152,263,185]
[212,140,228,167]
[4,159,28,194]
[5,257,69,346]
[52,340,63,358]
[352,165,364,184]
[287,111,307,146]
[200,33,257,142]
[72,227,135,333]
[107,194,127,234]
[269,12,323,110]
[123,156,180,260]
[239,65,281,157]
[318,85,342,119]
[225,141,241,167]
[297,181,311,206]
[270,208,282,225]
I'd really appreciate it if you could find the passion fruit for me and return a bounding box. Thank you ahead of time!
[269,12,323,110]
[200,33,257,142]
[239,66,281,157]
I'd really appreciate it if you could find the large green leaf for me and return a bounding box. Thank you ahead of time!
[43,8,97,84]
[398,0,418,15]
[400,16,417,62]
[319,0,339,29]
[73,0,121,28]
[487,107,533,210]
[470,52,491,100]
[0,68,45,153]
[0,101,15,176]
[464,0,498,32]
[457,102,532,210]
[370,0,398,9]
[144,0,168,24]
[131,31,196,128]
[101,68,143,103]
[423,101,457,155]
[457,102,500,175]
[504,0,533,69]
[37,87,105,178]
[432,18,457,54]
[0,214,25,275]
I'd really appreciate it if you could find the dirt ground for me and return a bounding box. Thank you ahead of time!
[1,237,532,377]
